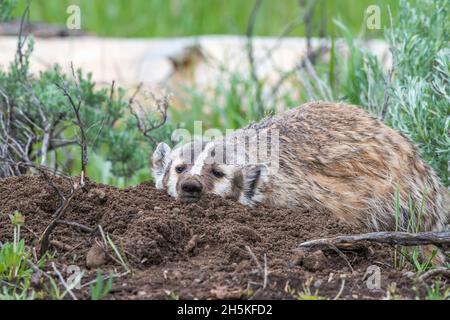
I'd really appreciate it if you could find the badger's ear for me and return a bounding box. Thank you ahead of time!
[240,164,269,205]
[152,142,171,189]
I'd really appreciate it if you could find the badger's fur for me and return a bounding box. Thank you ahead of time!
[152,102,448,237]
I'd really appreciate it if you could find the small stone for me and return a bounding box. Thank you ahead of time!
[403,271,415,278]
[137,291,146,296]
[154,206,162,211]
[172,270,183,280]
[172,208,181,214]
[313,279,323,288]
[86,244,106,269]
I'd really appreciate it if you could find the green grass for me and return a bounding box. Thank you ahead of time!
[90,271,113,300]
[0,211,50,299]
[13,0,399,38]
[0,211,116,300]
[425,280,450,300]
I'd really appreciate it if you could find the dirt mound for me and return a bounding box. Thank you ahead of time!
[0,175,435,299]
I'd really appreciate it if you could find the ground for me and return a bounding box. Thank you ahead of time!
[0,175,441,300]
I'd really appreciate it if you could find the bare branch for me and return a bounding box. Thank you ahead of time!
[381,8,396,121]
[297,231,450,252]
[51,262,78,300]
[418,267,450,282]
[16,4,30,71]
[246,0,264,118]
[128,88,170,147]
[55,68,88,186]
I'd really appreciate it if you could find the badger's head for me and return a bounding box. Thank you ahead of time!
[151,140,268,205]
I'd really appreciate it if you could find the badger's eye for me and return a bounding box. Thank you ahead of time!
[175,165,186,174]
[211,168,224,178]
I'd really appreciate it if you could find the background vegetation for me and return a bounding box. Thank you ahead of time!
[1,0,448,189]
[13,0,400,38]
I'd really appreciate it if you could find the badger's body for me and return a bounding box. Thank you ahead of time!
[152,102,448,234]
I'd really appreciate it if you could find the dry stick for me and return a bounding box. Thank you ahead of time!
[245,245,269,290]
[333,278,346,300]
[418,268,450,283]
[245,245,263,271]
[56,220,94,233]
[50,239,75,252]
[297,231,450,252]
[128,88,170,147]
[38,66,91,255]
[27,259,53,282]
[245,0,264,118]
[300,0,317,59]
[263,253,268,290]
[381,8,396,121]
[16,4,30,70]
[328,244,354,273]
[39,185,81,256]
[51,262,78,300]
[80,271,130,289]
[55,67,87,187]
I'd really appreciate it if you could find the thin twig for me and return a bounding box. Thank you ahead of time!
[245,245,269,290]
[128,89,170,147]
[51,262,78,300]
[245,245,263,271]
[56,220,94,233]
[381,7,396,121]
[55,64,88,186]
[80,271,130,289]
[263,253,268,290]
[39,183,82,256]
[246,0,264,118]
[16,4,30,71]
[333,278,346,300]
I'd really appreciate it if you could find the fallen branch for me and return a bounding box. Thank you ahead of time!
[418,267,450,282]
[297,231,450,252]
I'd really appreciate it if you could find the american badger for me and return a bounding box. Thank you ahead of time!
[152,102,448,234]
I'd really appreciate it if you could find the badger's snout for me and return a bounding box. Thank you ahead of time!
[179,178,203,202]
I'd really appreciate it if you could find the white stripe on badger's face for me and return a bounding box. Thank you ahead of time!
[212,165,233,196]
[167,158,184,198]
[190,142,214,175]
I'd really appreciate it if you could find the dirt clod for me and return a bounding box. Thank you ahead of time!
[86,244,107,269]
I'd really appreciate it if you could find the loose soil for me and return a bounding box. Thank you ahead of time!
[0,175,441,299]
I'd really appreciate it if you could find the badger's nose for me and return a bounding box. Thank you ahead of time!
[181,180,203,195]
